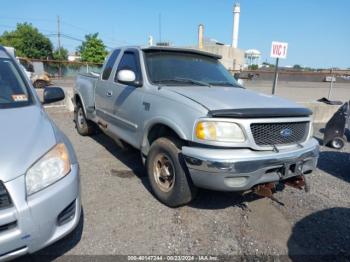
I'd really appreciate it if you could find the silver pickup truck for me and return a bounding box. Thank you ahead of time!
[74,46,319,207]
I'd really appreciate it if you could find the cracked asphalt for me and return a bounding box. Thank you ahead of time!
[23,107,350,261]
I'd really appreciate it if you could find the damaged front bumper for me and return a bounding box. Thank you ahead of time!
[182,138,319,192]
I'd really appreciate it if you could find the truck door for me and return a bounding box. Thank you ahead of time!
[95,49,121,115]
[105,49,144,147]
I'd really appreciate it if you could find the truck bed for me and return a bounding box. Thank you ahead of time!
[75,73,99,117]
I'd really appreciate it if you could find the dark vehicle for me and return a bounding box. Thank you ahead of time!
[324,101,349,149]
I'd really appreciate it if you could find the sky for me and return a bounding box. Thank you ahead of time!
[0,0,349,68]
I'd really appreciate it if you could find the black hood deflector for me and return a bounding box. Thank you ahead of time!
[208,108,312,118]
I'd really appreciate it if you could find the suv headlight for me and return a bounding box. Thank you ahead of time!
[195,121,245,142]
[26,143,71,196]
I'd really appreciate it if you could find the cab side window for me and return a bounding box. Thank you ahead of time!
[115,51,142,84]
[101,49,120,80]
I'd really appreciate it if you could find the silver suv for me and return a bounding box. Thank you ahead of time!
[0,46,81,260]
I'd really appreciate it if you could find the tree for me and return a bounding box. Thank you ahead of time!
[78,33,108,63]
[249,64,259,70]
[52,47,69,61]
[293,64,302,70]
[0,23,53,59]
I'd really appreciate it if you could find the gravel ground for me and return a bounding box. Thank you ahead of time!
[23,107,350,261]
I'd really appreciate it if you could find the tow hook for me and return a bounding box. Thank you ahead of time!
[253,182,284,205]
[253,175,310,204]
[253,182,275,198]
[284,175,310,192]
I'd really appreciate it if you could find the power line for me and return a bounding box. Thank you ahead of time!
[0,16,54,22]
[0,18,123,49]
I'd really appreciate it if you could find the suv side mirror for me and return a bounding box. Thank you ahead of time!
[43,87,65,104]
[116,70,142,87]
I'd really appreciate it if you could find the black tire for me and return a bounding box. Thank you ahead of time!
[74,103,96,136]
[146,137,197,207]
[34,80,47,89]
[330,137,346,149]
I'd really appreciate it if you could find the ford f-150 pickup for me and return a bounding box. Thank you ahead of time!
[74,46,319,207]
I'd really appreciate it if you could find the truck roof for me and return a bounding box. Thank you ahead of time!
[141,46,222,59]
[111,45,219,60]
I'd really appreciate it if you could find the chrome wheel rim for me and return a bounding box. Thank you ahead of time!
[77,108,86,129]
[333,139,342,148]
[153,153,175,192]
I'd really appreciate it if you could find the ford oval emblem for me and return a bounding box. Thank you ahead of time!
[280,128,293,137]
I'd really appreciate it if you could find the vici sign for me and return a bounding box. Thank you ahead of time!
[270,41,288,59]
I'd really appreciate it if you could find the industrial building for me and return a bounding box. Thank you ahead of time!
[195,3,245,71]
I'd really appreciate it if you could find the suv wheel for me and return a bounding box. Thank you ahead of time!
[146,137,197,207]
[74,103,96,136]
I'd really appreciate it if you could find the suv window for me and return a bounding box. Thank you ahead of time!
[115,51,142,83]
[102,49,120,80]
[0,57,32,108]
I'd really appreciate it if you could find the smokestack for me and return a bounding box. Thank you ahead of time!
[198,24,204,49]
[148,35,154,46]
[232,3,240,48]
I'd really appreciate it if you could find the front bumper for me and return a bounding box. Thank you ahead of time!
[183,138,319,191]
[0,164,81,260]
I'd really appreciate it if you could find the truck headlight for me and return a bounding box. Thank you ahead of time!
[195,121,245,142]
[26,143,71,196]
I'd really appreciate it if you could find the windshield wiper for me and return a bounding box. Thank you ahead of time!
[154,78,211,87]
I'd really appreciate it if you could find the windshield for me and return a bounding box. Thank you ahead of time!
[0,57,32,109]
[144,51,239,87]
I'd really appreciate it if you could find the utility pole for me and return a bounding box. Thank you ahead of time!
[57,15,61,77]
[57,16,61,56]
[158,13,162,43]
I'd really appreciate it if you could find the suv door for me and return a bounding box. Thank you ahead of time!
[105,49,144,147]
[95,49,121,116]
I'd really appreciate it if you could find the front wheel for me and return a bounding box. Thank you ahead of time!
[146,137,197,207]
[74,103,97,136]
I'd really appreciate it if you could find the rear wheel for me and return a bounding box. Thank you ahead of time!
[330,137,346,149]
[146,137,197,207]
[74,103,96,136]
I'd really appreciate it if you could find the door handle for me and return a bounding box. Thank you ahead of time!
[106,91,113,97]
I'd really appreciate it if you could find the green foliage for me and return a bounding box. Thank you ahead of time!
[262,62,275,68]
[249,64,259,70]
[77,33,108,63]
[293,64,302,70]
[0,23,53,59]
[52,47,69,61]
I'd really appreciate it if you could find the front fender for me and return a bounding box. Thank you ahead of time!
[141,116,189,155]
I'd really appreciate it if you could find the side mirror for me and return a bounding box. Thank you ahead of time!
[116,69,142,87]
[117,69,136,84]
[43,87,65,104]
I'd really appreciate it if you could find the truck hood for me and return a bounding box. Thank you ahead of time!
[165,86,302,111]
[0,106,56,182]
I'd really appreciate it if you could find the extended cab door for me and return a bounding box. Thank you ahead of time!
[95,49,121,115]
[104,49,144,147]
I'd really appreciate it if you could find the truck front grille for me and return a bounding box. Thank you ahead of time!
[0,182,12,210]
[250,122,309,147]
